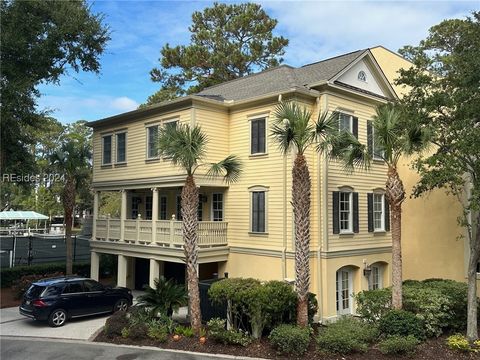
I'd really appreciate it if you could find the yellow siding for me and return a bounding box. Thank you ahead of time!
[326,94,391,251]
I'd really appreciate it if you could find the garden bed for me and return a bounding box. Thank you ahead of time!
[94,330,477,360]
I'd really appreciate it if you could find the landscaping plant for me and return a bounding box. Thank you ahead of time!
[206,318,252,347]
[355,288,391,323]
[378,309,425,340]
[137,276,188,317]
[269,324,311,355]
[378,335,419,355]
[316,316,378,354]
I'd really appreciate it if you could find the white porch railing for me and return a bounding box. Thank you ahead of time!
[94,218,227,247]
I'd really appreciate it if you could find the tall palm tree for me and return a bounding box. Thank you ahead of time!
[334,103,430,309]
[156,123,241,334]
[271,101,337,327]
[51,135,91,275]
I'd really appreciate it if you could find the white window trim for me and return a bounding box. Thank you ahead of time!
[101,133,113,166]
[373,193,385,232]
[211,192,224,222]
[248,185,269,234]
[369,264,384,290]
[358,70,367,82]
[339,190,353,234]
[115,131,128,164]
[248,114,269,156]
[338,112,353,133]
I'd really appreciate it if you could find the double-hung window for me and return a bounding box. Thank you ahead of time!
[251,191,266,233]
[146,125,159,159]
[372,128,385,160]
[339,192,353,233]
[251,118,266,155]
[212,193,223,221]
[116,132,126,163]
[373,193,385,231]
[145,196,153,220]
[159,196,167,220]
[102,135,112,165]
[338,113,353,133]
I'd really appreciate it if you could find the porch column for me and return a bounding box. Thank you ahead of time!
[149,259,163,288]
[117,254,128,287]
[92,191,99,239]
[90,251,100,281]
[151,188,158,244]
[120,190,127,241]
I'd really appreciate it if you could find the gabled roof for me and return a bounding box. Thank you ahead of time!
[197,50,367,101]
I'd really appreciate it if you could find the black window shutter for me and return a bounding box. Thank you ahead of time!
[367,193,374,232]
[367,120,373,156]
[333,191,340,234]
[352,117,359,138]
[353,192,359,233]
[259,119,266,153]
[385,197,390,231]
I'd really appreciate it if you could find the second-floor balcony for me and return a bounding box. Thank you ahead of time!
[94,218,228,247]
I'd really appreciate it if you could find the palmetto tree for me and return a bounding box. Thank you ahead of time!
[271,101,337,327]
[335,103,430,309]
[156,124,241,334]
[137,276,188,317]
[51,135,91,275]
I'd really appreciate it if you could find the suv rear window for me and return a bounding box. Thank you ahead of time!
[26,285,46,298]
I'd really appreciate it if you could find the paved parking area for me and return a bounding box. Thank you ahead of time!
[0,306,107,340]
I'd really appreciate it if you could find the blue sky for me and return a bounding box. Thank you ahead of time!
[36,0,477,123]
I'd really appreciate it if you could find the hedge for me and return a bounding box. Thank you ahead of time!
[1,262,91,287]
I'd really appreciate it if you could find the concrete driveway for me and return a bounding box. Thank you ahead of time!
[0,306,107,340]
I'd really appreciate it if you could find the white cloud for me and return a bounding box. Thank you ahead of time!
[37,95,140,123]
[262,1,474,65]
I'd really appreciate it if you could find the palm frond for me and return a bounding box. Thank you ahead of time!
[271,101,315,154]
[156,123,208,174]
[206,155,242,184]
[314,111,338,142]
[327,131,371,172]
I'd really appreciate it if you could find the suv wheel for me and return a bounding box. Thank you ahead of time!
[113,298,129,312]
[48,309,67,327]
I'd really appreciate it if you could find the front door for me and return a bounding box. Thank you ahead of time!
[336,268,353,315]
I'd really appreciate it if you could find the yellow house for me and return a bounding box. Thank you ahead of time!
[87,46,470,321]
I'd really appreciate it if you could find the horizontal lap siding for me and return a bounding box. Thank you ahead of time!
[92,110,192,183]
[326,95,391,251]
[195,106,229,164]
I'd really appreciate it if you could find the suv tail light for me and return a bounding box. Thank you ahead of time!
[32,299,48,308]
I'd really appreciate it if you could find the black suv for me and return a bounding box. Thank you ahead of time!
[19,276,133,327]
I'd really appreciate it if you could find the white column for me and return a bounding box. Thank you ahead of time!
[120,190,127,241]
[151,188,158,244]
[92,191,99,239]
[117,254,128,287]
[90,251,100,281]
[149,258,160,288]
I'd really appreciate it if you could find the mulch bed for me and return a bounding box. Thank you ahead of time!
[94,330,478,359]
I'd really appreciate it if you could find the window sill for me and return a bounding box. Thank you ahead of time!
[115,162,127,167]
[372,158,385,164]
[339,231,354,236]
[145,158,160,163]
[101,164,112,169]
[249,231,268,236]
[249,153,268,159]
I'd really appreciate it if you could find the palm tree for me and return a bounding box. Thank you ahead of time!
[334,103,430,309]
[51,135,91,275]
[156,123,241,334]
[271,101,337,327]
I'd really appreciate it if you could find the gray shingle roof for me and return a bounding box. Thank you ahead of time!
[197,50,366,101]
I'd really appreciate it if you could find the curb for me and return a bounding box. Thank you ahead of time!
[1,335,267,360]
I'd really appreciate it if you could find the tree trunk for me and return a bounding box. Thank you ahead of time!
[385,166,405,309]
[182,175,202,334]
[466,212,480,341]
[292,153,311,327]
[63,177,76,275]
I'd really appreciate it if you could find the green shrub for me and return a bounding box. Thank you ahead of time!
[378,335,419,355]
[127,323,149,339]
[11,272,64,299]
[402,285,451,337]
[1,262,91,288]
[147,324,169,342]
[175,325,194,337]
[355,288,391,323]
[317,316,378,354]
[207,318,252,347]
[379,310,425,340]
[269,324,310,355]
[127,306,152,326]
[104,311,129,337]
[137,276,188,317]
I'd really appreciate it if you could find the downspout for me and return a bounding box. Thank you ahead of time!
[279,93,287,280]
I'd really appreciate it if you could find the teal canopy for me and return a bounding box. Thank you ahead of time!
[0,210,49,220]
